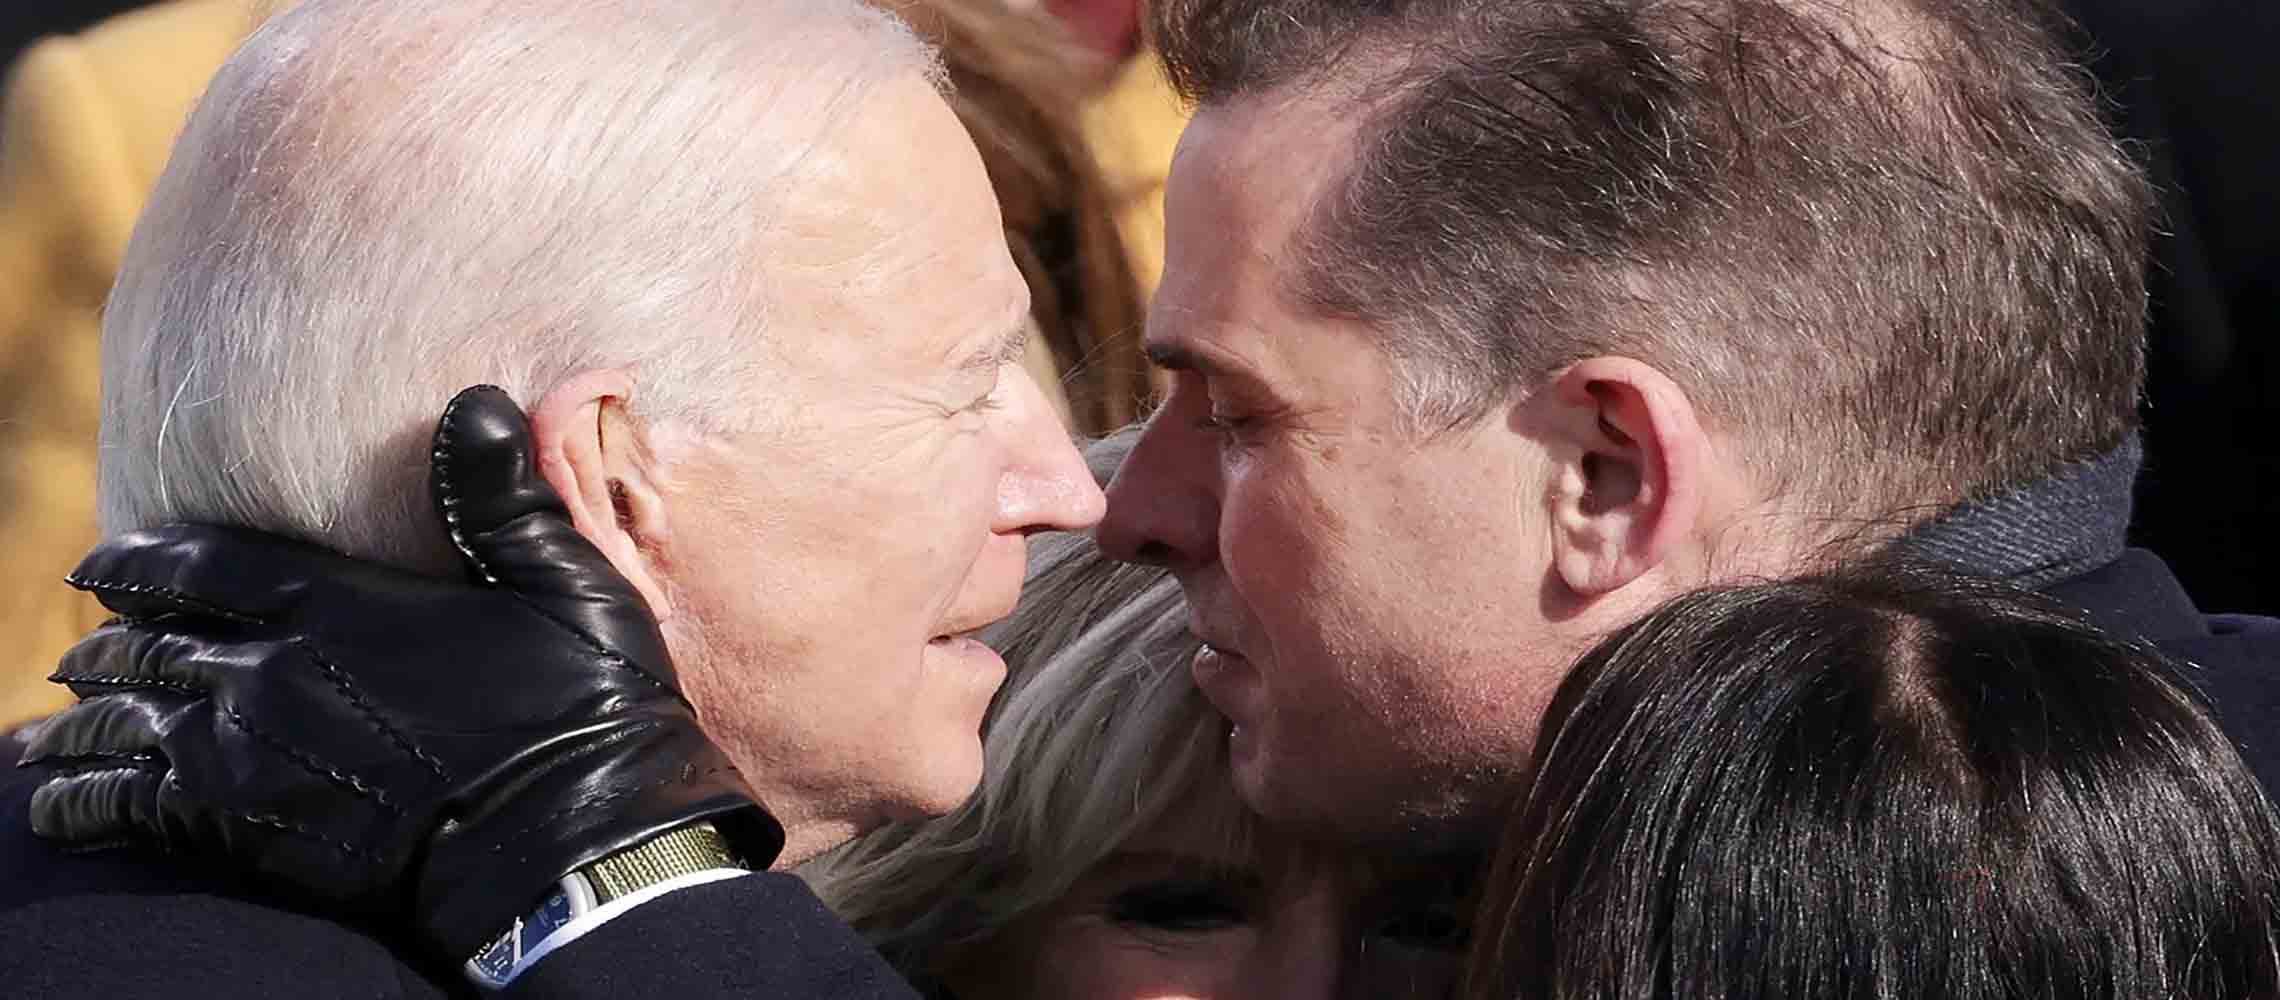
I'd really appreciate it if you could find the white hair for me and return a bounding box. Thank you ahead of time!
[99,0,942,567]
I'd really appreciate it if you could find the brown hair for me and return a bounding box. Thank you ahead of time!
[1149,0,2153,511]
[895,0,1151,433]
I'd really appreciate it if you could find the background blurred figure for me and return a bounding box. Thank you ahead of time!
[0,2,147,67]
[0,0,1182,727]
[805,435,1467,1000]
[2058,0,2280,614]
[898,0,1153,432]
[0,0,270,729]
[1464,564,2280,1000]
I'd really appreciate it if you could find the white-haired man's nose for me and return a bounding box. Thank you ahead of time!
[996,368,1105,535]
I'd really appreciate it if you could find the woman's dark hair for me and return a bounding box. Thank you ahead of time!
[1464,563,2280,999]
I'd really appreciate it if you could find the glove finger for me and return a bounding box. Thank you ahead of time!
[49,620,276,699]
[18,688,196,768]
[427,384,675,678]
[28,763,169,848]
[67,523,362,624]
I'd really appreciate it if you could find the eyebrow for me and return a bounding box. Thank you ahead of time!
[1097,850,1263,888]
[959,319,1031,374]
[1143,341,1227,376]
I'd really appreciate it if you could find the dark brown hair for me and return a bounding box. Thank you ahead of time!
[1149,0,2154,510]
[896,0,1152,433]
[1464,563,2280,999]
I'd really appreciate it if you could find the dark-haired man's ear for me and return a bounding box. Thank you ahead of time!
[527,369,676,620]
[1541,357,1708,598]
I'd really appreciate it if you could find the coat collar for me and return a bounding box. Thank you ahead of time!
[1898,435,2142,590]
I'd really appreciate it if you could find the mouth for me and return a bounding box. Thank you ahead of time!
[927,630,1008,678]
[1197,639,1246,661]
[1190,639,1250,685]
[929,628,988,650]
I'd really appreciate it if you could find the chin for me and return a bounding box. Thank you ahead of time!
[1227,727,1308,825]
[883,733,988,821]
[1236,741,1453,846]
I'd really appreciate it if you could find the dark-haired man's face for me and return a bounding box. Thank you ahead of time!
[1097,94,1583,845]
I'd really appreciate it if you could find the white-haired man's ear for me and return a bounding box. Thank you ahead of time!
[528,369,676,620]
[1540,357,1710,598]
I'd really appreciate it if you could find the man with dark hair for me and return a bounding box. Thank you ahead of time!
[1093,0,2276,845]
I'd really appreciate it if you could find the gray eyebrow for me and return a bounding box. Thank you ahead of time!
[960,320,1030,374]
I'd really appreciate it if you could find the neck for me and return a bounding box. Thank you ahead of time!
[769,814,864,871]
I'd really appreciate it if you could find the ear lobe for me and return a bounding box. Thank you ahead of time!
[527,370,677,620]
[1545,358,1708,598]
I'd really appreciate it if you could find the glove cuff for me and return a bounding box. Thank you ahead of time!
[414,718,781,959]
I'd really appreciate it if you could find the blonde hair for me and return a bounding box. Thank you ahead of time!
[799,431,1251,984]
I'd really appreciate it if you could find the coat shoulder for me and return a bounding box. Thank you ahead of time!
[0,759,457,999]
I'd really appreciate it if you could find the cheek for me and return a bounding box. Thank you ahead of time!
[845,452,1001,595]
[1218,460,1344,627]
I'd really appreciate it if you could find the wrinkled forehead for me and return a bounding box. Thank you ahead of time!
[760,74,1030,365]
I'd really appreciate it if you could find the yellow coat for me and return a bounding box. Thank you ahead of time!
[0,0,1185,727]
[0,0,268,725]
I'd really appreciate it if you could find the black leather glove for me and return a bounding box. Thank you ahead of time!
[18,385,781,961]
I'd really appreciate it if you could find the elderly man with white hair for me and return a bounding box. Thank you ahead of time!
[0,0,1100,996]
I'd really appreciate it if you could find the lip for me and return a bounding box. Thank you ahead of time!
[928,632,1008,676]
[1190,641,1255,715]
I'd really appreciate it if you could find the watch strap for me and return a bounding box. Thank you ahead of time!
[465,822,742,988]
[582,822,738,904]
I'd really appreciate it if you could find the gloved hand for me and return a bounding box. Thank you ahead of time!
[18,385,781,961]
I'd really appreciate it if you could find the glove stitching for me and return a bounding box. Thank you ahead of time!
[235,807,386,863]
[432,388,503,586]
[290,637,452,782]
[500,588,679,699]
[427,392,680,705]
[62,576,269,625]
[154,769,386,863]
[31,750,161,767]
[222,705,405,814]
[47,672,205,697]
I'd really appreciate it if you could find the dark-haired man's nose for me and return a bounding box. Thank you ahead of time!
[1096,406,1219,570]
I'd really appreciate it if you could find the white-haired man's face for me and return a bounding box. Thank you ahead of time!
[643,77,1103,861]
